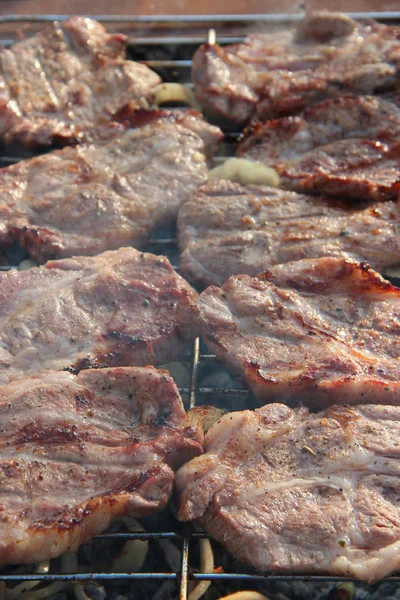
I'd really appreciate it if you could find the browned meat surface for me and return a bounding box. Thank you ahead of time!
[0,17,161,150]
[0,247,197,383]
[178,180,400,287]
[183,257,400,406]
[278,139,400,202]
[177,402,400,582]
[237,96,400,202]
[237,95,400,168]
[0,366,202,565]
[0,110,221,262]
[193,12,400,124]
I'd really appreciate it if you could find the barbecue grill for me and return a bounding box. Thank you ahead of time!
[1,13,400,600]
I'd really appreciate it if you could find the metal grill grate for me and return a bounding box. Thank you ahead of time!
[2,12,400,599]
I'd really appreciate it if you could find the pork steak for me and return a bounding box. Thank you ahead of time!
[0,110,222,262]
[178,180,400,287]
[277,139,400,202]
[0,246,197,383]
[0,17,161,150]
[177,402,400,582]
[237,95,400,168]
[0,366,202,565]
[237,96,400,202]
[184,257,400,406]
[192,12,400,124]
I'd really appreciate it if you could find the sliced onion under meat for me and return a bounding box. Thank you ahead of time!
[188,538,214,600]
[154,83,201,110]
[208,158,280,187]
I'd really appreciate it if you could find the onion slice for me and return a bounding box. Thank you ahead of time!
[154,83,201,110]
[208,158,280,187]
[188,538,214,600]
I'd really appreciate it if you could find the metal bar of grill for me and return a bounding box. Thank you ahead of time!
[0,12,400,600]
[2,11,400,22]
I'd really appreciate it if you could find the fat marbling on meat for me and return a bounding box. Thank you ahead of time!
[182,257,400,406]
[177,402,400,582]
[0,246,197,382]
[0,109,222,262]
[178,180,400,287]
[0,366,202,565]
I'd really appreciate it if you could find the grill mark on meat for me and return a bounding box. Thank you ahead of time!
[103,332,148,346]
[0,367,203,564]
[238,96,400,202]
[178,180,400,287]
[14,423,81,445]
[65,358,107,374]
[237,96,400,165]
[28,465,170,535]
[183,257,400,406]
[279,139,400,202]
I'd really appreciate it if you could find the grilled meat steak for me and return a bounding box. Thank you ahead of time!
[177,402,400,582]
[237,95,400,168]
[0,110,221,261]
[276,140,400,202]
[0,366,202,565]
[237,96,400,202]
[178,180,400,287]
[192,12,400,124]
[0,17,161,150]
[184,257,400,406]
[0,247,197,383]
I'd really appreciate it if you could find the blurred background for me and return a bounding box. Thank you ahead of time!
[0,0,395,16]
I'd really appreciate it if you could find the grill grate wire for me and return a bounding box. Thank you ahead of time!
[1,12,400,599]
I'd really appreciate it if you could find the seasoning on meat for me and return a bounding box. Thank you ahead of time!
[0,247,197,383]
[0,366,202,565]
[182,257,400,406]
[0,17,162,150]
[177,402,400,582]
[193,12,400,124]
[178,180,400,287]
[0,109,222,262]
